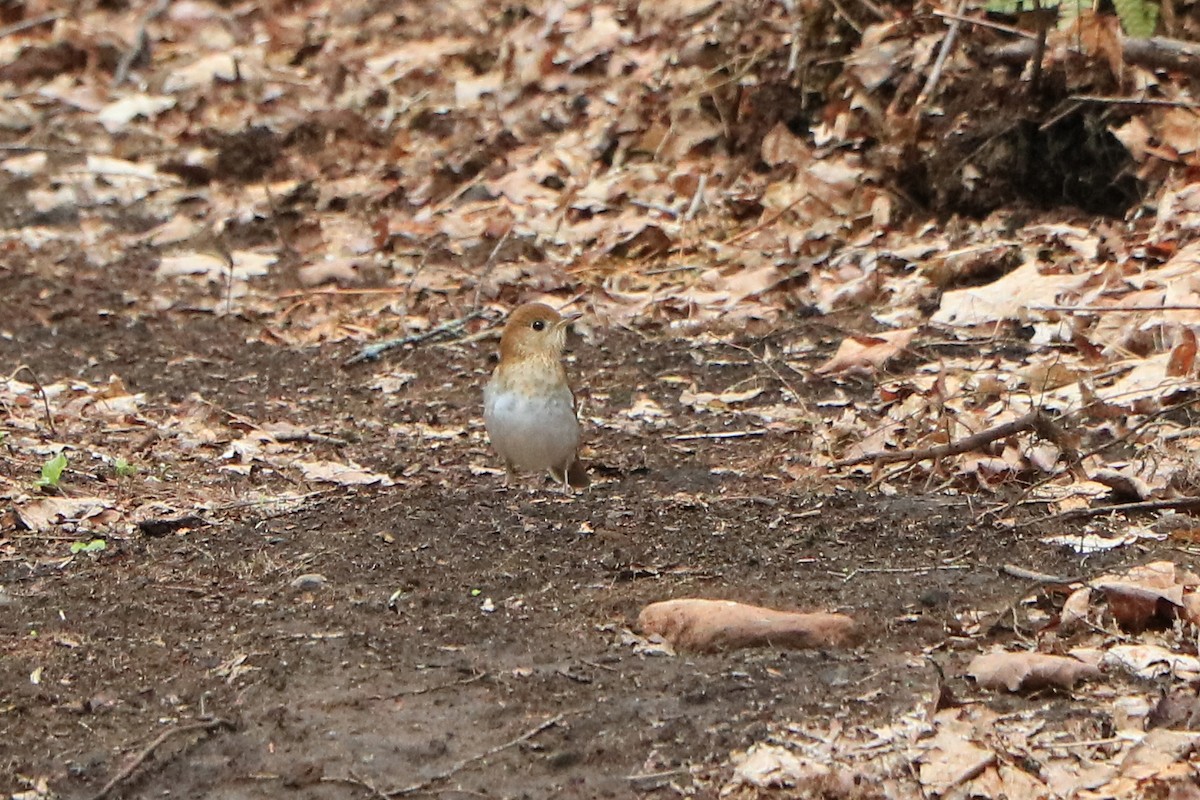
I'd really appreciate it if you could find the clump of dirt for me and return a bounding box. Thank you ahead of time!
[209,126,283,183]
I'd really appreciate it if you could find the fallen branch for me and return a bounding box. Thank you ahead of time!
[88,718,234,800]
[990,395,1200,521]
[992,35,1200,77]
[832,409,1044,468]
[343,310,486,366]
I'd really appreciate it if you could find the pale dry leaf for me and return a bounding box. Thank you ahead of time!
[814,328,917,376]
[163,52,239,92]
[636,0,720,21]
[85,154,159,181]
[617,395,670,431]
[761,122,811,168]
[156,250,274,284]
[679,385,764,412]
[1111,114,1154,162]
[1059,586,1094,632]
[296,460,394,487]
[727,744,824,790]
[96,94,176,132]
[369,372,417,393]
[967,651,1100,692]
[2,151,46,176]
[1160,108,1200,157]
[1041,530,1153,554]
[917,708,998,793]
[932,258,1090,327]
[1104,644,1200,681]
[1090,729,1200,798]
[1095,560,1196,632]
[298,258,360,287]
[1092,468,1152,501]
[16,497,118,532]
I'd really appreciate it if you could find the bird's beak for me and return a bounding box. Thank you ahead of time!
[557,312,581,328]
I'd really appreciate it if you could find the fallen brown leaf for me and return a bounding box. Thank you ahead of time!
[967,652,1100,692]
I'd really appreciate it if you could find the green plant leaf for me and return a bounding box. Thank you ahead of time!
[35,452,68,489]
[1113,0,1158,37]
[70,539,107,554]
[113,457,136,478]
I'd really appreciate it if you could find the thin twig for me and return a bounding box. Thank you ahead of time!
[832,410,1043,468]
[723,195,808,246]
[261,180,297,257]
[388,672,487,698]
[88,718,234,800]
[931,9,1036,39]
[386,712,565,796]
[0,144,88,155]
[1016,496,1200,528]
[343,310,486,366]
[668,430,767,441]
[1033,304,1200,312]
[0,12,62,38]
[826,0,863,34]
[471,225,514,312]
[630,199,680,218]
[683,174,707,221]
[221,247,235,317]
[1068,94,1200,109]
[278,287,413,299]
[999,564,1082,585]
[9,365,55,435]
[113,0,172,87]
[714,338,804,403]
[834,564,969,583]
[854,0,886,20]
[915,0,963,110]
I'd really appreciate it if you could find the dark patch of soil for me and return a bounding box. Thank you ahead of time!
[0,274,1191,799]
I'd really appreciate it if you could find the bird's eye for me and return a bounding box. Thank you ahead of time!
[531,320,546,331]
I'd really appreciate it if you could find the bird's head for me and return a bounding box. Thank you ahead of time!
[498,302,579,364]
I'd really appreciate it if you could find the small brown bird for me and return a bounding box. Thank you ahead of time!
[484,303,589,491]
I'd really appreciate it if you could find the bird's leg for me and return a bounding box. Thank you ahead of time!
[549,466,572,496]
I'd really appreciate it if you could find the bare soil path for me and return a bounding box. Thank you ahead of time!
[1,273,1169,799]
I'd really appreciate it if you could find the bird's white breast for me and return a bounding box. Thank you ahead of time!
[484,379,579,472]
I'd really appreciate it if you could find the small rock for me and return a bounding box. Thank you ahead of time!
[638,599,857,653]
[290,573,327,590]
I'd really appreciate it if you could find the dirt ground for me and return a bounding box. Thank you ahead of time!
[1,271,1190,799]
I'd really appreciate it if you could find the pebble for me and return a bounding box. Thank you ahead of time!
[290,573,328,590]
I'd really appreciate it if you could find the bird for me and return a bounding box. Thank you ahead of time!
[484,302,590,492]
